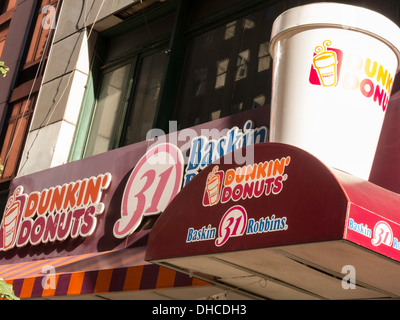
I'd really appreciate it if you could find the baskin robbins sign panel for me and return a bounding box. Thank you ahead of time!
[0,107,269,262]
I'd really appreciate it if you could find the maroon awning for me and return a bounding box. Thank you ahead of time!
[146,143,400,299]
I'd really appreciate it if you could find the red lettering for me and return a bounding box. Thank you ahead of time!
[221,187,232,203]
[49,185,66,213]
[25,192,39,218]
[63,182,80,211]
[360,78,374,98]
[38,189,53,216]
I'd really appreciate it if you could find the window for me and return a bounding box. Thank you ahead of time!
[121,50,168,146]
[74,0,336,160]
[84,63,133,157]
[73,4,175,159]
[0,0,16,15]
[173,6,275,129]
[83,49,169,156]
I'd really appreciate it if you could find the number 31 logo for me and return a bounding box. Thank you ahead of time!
[113,143,184,239]
[371,221,393,247]
[215,206,248,247]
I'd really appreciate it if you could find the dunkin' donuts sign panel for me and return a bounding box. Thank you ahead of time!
[0,175,111,252]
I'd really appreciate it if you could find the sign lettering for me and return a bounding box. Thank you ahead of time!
[0,173,111,251]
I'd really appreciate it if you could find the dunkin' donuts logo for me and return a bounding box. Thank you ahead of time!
[0,174,111,252]
[202,156,291,207]
[309,39,394,111]
[310,40,343,87]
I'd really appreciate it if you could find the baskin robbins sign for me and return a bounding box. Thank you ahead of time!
[0,107,269,260]
[189,155,291,248]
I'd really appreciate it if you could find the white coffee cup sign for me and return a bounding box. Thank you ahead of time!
[269,2,400,180]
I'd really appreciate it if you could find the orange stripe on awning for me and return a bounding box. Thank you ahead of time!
[156,266,176,289]
[123,265,144,291]
[67,272,85,296]
[19,277,36,299]
[94,269,113,293]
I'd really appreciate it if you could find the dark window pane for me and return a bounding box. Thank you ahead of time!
[84,64,132,157]
[174,7,274,129]
[122,50,168,146]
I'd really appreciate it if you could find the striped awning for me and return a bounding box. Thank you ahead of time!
[0,247,210,299]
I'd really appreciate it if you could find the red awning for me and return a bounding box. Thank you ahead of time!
[146,143,400,299]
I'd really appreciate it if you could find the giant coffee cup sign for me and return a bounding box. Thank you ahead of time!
[269,2,400,180]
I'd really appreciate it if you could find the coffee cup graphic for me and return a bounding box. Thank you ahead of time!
[206,166,221,205]
[3,201,20,250]
[313,41,338,87]
[1,186,24,251]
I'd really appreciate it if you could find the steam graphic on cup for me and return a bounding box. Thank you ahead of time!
[313,40,338,87]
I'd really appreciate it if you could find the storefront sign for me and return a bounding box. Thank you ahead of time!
[184,120,268,185]
[0,107,269,262]
[309,39,393,111]
[186,204,289,247]
[0,173,111,252]
[146,143,351,261]
[113,143,184,239]
[346,205,400,261]
[185,155,291,248]
[113,121,267,240]
[269,3,400,181]
[202,157,291,207]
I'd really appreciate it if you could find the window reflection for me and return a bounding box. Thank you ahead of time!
[216,59,229,89]
[258,42,271,72]
[195,67,208,96]
[243,16,256,30]
[174,6,274,129]
[224,21,237,40]
[210,110,221,121]
[236,50,250,81]
[253,94,266,108]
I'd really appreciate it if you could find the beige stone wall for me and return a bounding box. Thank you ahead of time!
[18,0,142,176]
